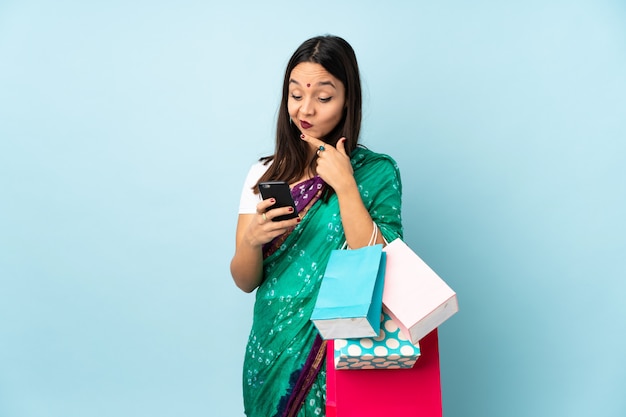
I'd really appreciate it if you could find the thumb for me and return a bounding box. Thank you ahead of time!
[336,137,348,156]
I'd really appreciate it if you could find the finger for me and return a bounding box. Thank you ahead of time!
[252,209,269,224]
[300,133,330,150]
[270,216,301,228]
[336,137,348,156]
[267,206,297,221]
[256,198,276,213]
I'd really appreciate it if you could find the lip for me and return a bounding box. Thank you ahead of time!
[300,120,313,129]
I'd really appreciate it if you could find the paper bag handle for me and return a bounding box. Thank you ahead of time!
[341,221,382,250]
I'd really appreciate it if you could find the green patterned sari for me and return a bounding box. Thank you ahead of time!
[242,147,403,417]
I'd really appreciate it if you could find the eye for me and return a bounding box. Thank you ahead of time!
[290,94,302,101]
[319,97,332,103]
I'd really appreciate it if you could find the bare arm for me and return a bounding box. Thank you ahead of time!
[301,135,385,249]
[334,175,385,247]
[230,199,300,293]
[230,214,264,293]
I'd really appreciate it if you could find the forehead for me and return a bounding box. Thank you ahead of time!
[289,62,342,88]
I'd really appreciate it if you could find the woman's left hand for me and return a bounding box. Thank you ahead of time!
[300,134,354,192]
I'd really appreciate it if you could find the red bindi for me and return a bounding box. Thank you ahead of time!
[306,83,311,87]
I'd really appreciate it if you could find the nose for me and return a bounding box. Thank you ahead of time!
[300,97,315,116]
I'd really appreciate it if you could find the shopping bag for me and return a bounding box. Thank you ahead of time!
[311,244,386,339]
[382,239,458,344]
[333,311,420,369]
[326,329,442,417]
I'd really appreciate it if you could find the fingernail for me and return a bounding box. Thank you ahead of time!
[297,218,301,223]
[300,134,305,139]
[270,198,276,203]
[288,207,294,212]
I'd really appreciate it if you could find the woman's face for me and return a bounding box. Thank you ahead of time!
[287,62,346,143]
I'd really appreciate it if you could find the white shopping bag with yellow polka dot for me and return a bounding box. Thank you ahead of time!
[333,312,420,370]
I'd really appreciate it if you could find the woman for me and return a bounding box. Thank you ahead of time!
[230,35,403,417]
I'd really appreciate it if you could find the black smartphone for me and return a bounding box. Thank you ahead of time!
[258,181,299,221]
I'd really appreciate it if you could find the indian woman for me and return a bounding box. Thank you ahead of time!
[230,35,403,417]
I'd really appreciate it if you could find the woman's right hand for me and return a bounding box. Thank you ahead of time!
[231,199,300,292]
[244,198,301,247]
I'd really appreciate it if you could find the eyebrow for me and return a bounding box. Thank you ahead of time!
[289,79,337,89]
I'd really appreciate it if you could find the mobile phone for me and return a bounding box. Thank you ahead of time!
[258,181,299,221]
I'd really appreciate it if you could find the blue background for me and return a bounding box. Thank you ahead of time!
[1,1,625,416]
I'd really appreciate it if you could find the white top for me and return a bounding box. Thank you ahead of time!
[238,160,272,214]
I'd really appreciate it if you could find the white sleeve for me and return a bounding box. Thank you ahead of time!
[238,161,271,214]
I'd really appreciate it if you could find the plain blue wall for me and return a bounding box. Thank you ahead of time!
[1,1,625,416]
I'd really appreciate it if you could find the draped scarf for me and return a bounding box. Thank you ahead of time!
[242,147,403,417]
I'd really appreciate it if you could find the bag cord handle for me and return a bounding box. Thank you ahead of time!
[342,221,383,250]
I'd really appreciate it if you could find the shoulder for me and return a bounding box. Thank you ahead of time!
[351,146,400,175]
[238,159,273,214]
[241,159,273,190]
[245,159,273,181]
[351,146,402,195]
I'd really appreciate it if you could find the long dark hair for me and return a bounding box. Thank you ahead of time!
[255,35,362,190]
